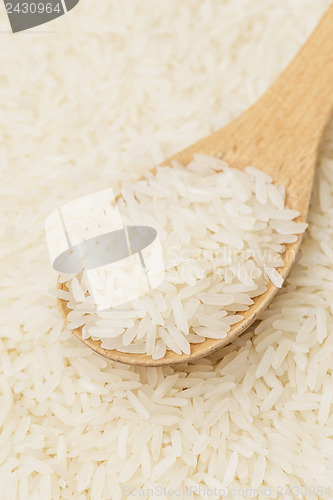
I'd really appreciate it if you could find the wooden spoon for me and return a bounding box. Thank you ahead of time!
[58,4,333,366]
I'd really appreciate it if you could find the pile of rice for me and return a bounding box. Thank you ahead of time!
[57,158,306,358]
[1,0,333,498]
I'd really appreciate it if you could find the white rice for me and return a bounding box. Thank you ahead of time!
[57,158,304,358]
[1,0,333,498]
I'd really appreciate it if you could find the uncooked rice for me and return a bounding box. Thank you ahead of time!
[56,158,306,358]
[1,1,333,499]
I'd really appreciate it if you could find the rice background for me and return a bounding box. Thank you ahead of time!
[1,1,333,499]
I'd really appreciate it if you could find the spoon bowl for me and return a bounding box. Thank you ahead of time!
[58,4,333,365]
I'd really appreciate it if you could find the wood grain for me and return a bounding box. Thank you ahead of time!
[58,4,333,366]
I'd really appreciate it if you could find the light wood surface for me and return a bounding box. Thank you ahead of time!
[58,4,333,366]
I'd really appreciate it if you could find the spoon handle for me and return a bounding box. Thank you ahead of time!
[257,2,333,152]
[214,3,333,210]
